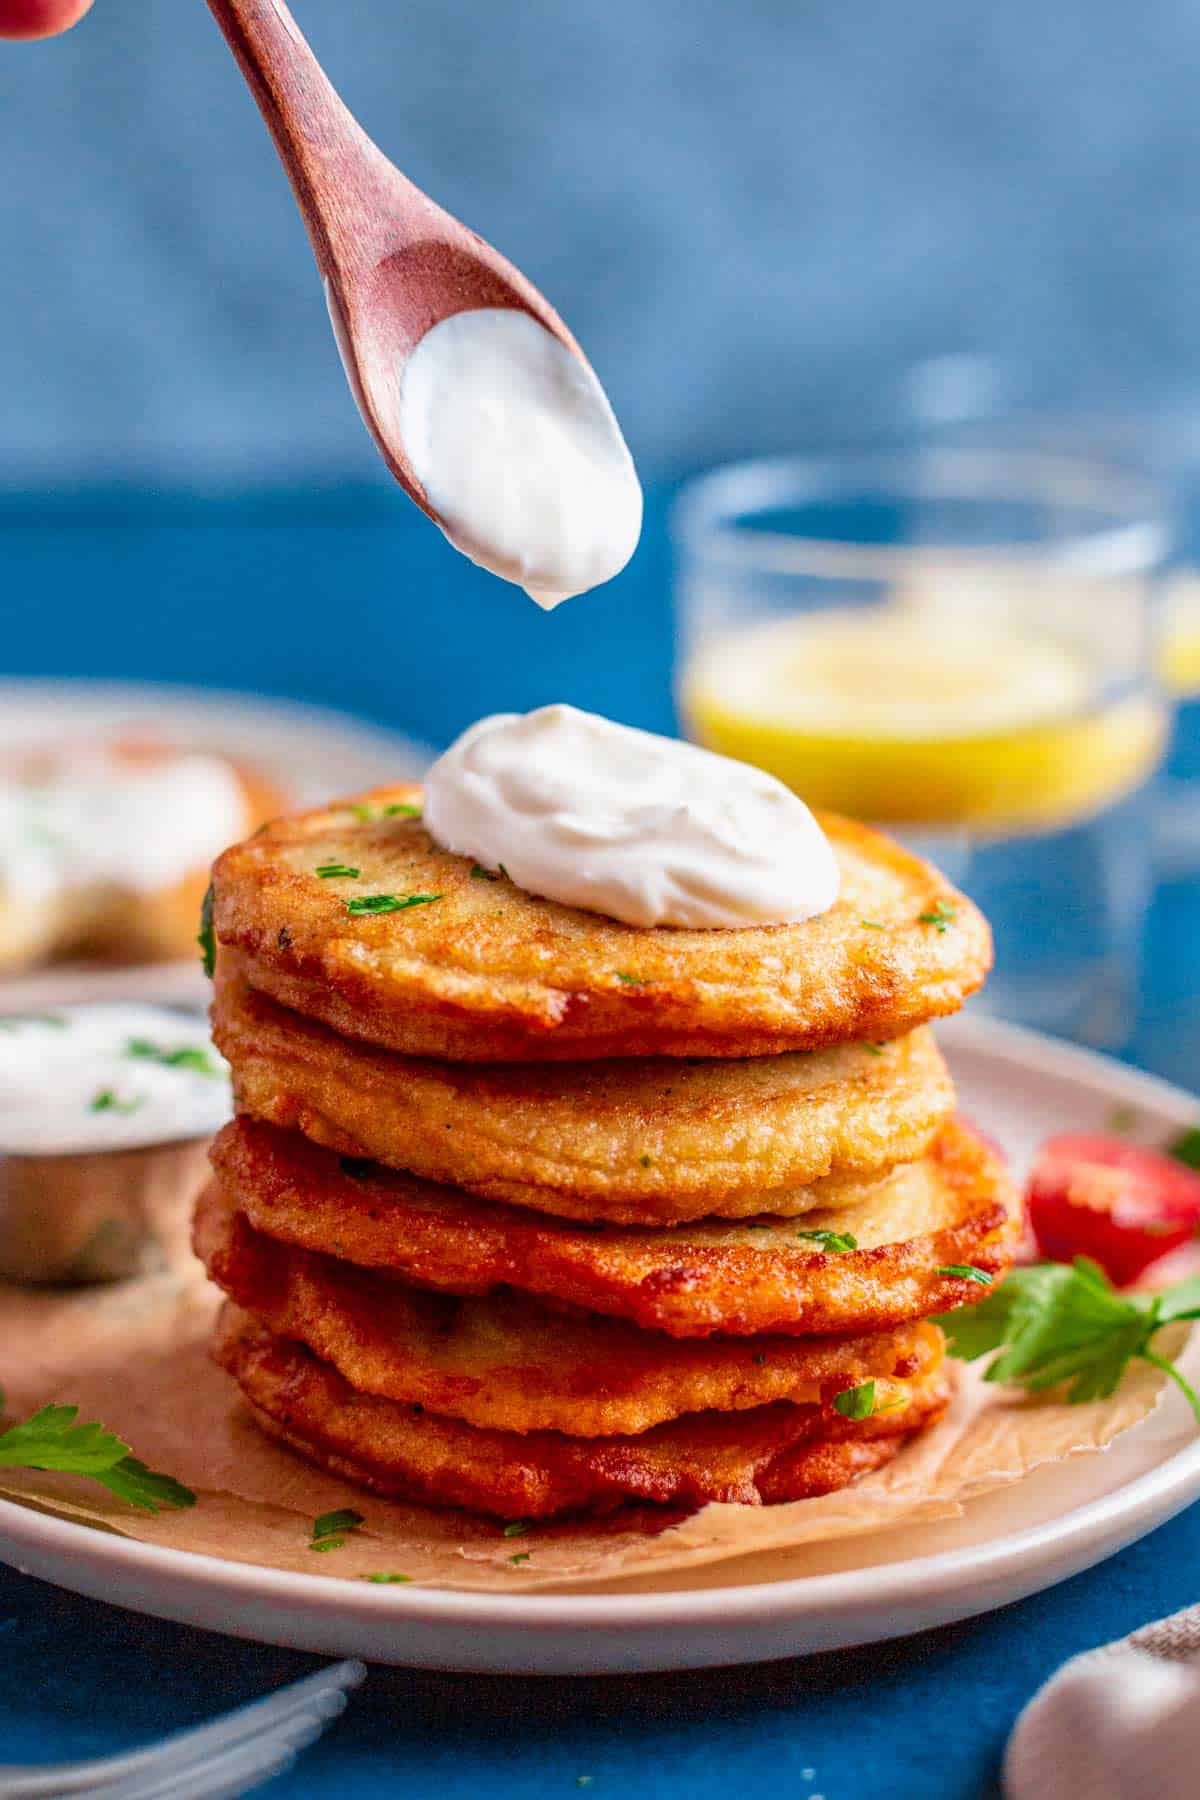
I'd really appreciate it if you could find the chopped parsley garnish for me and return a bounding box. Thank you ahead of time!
[1169,1127,1200,1172]
[860,919,885,930]
[615,971,647,987]
[502,1519,531,1538]
[1108,1104,1139,1134]
[339,1156,375,1183]
[936,1264,994,1286]
[126,1038,222,1078]
[310,1507,364,1551]
[862,1042,885,1055]
[198,882,216,978]
[345,893,443,916]
[90,1089,144,1116]
[833,1382,876,1420]
[795,1228,858,1254]
[316,862,360,880]
[918,902,957,934]
[0,1014,67,1030]
[363,1572,412,1584]
[509,1552,532,1566]
[933,1257,1200,1420]
[384,802,423,819]
[471,864,499,882]
[0,1404,194,1513]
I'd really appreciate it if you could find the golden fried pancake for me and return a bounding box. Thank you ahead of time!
[195,1181,938,1436]
[211,1116,1016,1337]
[214,1305,949,1516]
[212,964,953,1223]
[210,784,991,1062]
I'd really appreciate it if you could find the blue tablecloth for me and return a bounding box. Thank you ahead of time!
[3,483,1200,1799]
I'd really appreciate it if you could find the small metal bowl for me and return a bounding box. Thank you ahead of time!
[0,1136,214,1284]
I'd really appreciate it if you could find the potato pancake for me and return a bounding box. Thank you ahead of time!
[210,785,990,1062]
[210,1116,1016,1337]
[214,1305,949,1517]
[212,964,953,1223]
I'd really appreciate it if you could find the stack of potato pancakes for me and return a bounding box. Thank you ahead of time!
[197,787,1018,1522]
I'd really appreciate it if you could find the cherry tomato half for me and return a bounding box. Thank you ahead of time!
[1027,1133,1200,1287]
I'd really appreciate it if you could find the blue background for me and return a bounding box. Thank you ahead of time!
[5,0,1200,484]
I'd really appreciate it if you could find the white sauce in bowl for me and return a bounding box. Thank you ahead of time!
[398,309,643,608]
[423,704,840,929]
[0,751,248,903]
[0,1006,232,1155]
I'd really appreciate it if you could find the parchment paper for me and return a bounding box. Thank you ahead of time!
[1,1247,1193,1593]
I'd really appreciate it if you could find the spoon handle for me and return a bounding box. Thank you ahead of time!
[203,0,397,279]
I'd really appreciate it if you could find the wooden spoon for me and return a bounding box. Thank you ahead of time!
[204,0,586,528]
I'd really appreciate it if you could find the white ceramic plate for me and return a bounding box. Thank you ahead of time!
[3,1013,1200,1673]
[0,679,432,1015]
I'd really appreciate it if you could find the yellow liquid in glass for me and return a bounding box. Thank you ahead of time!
[681,612,1166,835]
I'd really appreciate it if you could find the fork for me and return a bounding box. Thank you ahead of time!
[0,1658,365,1799]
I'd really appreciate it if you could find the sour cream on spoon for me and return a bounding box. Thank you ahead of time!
[423,704,840,929]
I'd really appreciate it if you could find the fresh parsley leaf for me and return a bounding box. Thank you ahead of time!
[1169,1127,1200,1172]
[316,863,360,880]
[509,1552,532,1566]
[934,1258,1200,1418]
[311,1536,346,1551]
[198,882,216,978]
[470,864,499,882]
[615,971,647,986]
[833,1382,876,1420]
[936,1265,994,1286]
[861,1042,885,1055]
[918,902,956,934]
[795,1228,858,1254]
[90,1089,143,1115]
[502,1519,531,1538]
[312,1508,364,1541]
[384,802,422,819]
[363,1572,412,1584]
[0,1404,195,1514]
[860,919,885,930]
[126,1038,222,1078]
[345,893,443,916]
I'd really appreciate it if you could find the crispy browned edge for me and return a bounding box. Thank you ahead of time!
[211,785,992,1061]
[209,1115,1018,1337]
[214,1304,949,1518]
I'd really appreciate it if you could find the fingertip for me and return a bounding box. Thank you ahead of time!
[0,0,94,40]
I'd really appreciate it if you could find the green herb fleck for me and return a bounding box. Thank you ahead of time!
[862,1042,885,1055]
[795,1228,858,1254]
[615,971,647,987]
[1107,1104,1139,1134]
[833,1382,876,1421]
[0,1405,194,1513]
[339,1157,375,1183]
[198,882,216,978]
[918,902,957,934]
[316,862,360,880]
[639,1154,654,1169]
[503,1519,531,1538]
[471,864,499,882]
[752,1353,767,1366]
[363,1572,413,1584]
[933,1257,1200,1420]
[509,1552,532,1566]
[936,1264,994,1286]
[498,863,511,882]
[0,1014,67,1031]
[90,1089,143,1116]
[345,893,443,916]
[313,1508,364,1540]
[1169,1127,1200,1172]
[384,802,423,819]
[860,919,885,930]
[126,1038,222,1078]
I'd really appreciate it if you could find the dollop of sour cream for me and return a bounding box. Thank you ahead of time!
[423,705,840,929]
[0,750,248,903]
[0,1006,232,1156]
[398,309,643,608]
